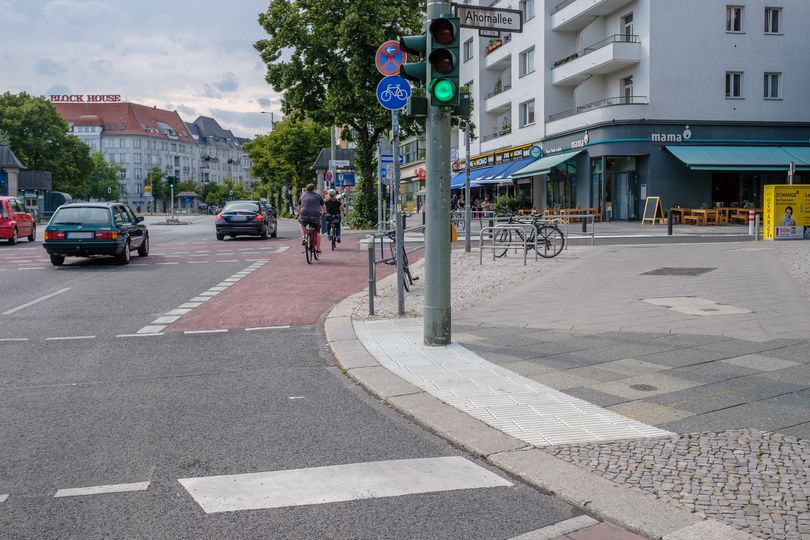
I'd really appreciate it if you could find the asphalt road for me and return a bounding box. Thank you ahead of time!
[0,216,579,539]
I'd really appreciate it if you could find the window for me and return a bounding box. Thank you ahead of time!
[764,72,781,99]
[622,76,634,99]
[623,12,634,40]
[520,0,535,21]
[134,139,141,149]
[135,168,142,179]
[463,38,473,62]
[765,7,781,33]
[134,153,141,164]
[726,6,743,32]
[519,100,535,127]
[726,71,743,98]
[519,47,535,77]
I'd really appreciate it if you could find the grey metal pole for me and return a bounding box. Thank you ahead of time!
[367,237,375,316]
[464,122,471,253]
[424,0,452,346]
[393,111,405,315]
[377,142,384,232]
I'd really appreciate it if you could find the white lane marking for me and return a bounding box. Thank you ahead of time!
[509,516,600,540]
[155,262,180,265]
[17,267,46,270]
[2,287,72,316]
[179,456,511,514]
[54,481,150,498]
[118,333,165,338]
[199,292,220,297]
[190,297,212,302]
[245,326,291,331]
[45,336,96,341]
[209,286,228,291]
[220,260,239,263]
[179,303,202,309]
[223,278,241,282]
[165,309,192,316]
[188,261,209,264]
[0,494,7,503]
[152,316,181,324]
[0,338,29,342]
[184,329,228,335]
[137,325,166,334]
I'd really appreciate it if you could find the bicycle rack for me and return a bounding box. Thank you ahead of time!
[479,224,537,266]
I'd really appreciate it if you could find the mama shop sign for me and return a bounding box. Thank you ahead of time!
[651,126,693,143]
[49,94,122,103]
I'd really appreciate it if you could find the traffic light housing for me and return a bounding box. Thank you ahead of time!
[428,15,460,108]
[399,34,427,85]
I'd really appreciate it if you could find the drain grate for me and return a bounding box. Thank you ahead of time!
[630,384,658,392]
[642,267,716,277]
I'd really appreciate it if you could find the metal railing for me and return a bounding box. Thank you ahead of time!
[487,213,596,247]
[548,95,649,122]
[553,34,639,69]
[481,127,512,142]
[486,83,512,99]
[479,224,536,266]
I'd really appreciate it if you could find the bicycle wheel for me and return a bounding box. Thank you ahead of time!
[313,233,320,260]
[536,225,565,258]
[305,231,312,264]
[493,228,511,258]
[330,226,336,250]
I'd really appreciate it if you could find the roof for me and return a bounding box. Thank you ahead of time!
[53,102,195,143]
[58,202,122,208]
[667,145,810,171]
[19,171,52,191]
[311,148,355,170]
[0,146,26,169]
[186,117,242,149]
[175,191,200,198]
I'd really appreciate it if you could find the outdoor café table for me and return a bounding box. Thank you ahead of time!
[670,207,688,224]
[685,209,708,225]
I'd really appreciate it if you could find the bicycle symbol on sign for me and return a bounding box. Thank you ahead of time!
[381,84,408,103]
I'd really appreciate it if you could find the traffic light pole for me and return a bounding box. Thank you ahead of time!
[464,122,471,253]
[424,0,453,346]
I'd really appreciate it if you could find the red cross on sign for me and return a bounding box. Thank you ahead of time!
[375,40,407,77]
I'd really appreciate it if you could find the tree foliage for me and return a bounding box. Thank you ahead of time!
[86,152,123,201]
[255,0,424,227]
[0,92,93,196]
[201,177,254,207]
[245,118,329,205]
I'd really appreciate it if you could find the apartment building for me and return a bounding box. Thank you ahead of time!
[459,0,810,219]
[185,117,254,186]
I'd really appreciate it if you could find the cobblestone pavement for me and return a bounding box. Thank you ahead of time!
[547,429,810,539]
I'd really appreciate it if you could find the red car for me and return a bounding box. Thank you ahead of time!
[0,196,36,244]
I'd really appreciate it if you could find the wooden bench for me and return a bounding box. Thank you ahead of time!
[683,215,704,225]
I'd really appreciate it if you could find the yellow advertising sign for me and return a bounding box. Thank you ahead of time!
[144,184,152,195]
[763,184,810,240]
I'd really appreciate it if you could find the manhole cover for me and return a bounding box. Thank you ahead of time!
[641,267,716,276]
[629,384,658,391]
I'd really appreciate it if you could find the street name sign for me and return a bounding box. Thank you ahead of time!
[455,5,523,33]
[376,75,412,111]
[376,40,407,76]
[329,159,350,168]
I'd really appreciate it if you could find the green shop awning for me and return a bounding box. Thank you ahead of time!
[666,145,810,171]
[511,150,583,179]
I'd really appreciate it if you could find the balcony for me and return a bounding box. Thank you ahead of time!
[484,83,512,113]
[485,36,512,70]
[552,34,640,86]
[552,0,634,32]
[481,126,512,143]
[546,95,649,135]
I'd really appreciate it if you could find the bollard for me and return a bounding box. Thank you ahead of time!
[748,210,755,236]
[367,237,375,315]
[582,216,587,234]
[667,209,673,236]
[755,214,760,241]
[488,217,494,239]
[422,211,426,226]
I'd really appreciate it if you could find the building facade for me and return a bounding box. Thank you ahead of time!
[185,117,254,187]
[458,0,810,218]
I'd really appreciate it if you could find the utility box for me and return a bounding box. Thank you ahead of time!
[763,184,810,240]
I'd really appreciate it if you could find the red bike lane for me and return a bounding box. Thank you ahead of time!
[170,234,396,331]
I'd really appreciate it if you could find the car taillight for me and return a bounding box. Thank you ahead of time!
[44,230,66,240]
[254,214,264,221]
[95,231,118,239]
[216,214,224,221]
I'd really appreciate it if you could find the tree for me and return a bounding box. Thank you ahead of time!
[255,0,423,227]
[86,152,123,200]
[145,167,166,212]
[245,118,330,208]
[0,92,93,196]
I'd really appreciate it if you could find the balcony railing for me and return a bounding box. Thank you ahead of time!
[486,83,512,99]
[553,34,639,68]
[548,95,648,122]
[553,0,576,12]
[481,127,512,142]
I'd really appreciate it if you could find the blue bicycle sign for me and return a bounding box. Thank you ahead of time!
[376,75,411,111]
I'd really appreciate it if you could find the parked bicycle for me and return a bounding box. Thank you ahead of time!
[303,222,320,264]
[494,213,565,259]
[382,229,417,292]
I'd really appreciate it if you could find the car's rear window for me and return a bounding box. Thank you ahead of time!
[51,207,111,225]
[223,202,260,213]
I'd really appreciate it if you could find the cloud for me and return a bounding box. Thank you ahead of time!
[35,58,66,76]
[46,83,71,96]
[88,59,113,74]
[209,108,275,136]
[176,104,196,117]
[214,72,239,93]
[257,97,273,108]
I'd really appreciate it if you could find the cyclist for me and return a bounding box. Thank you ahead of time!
[324,189,343,243]
[298,183,325,253]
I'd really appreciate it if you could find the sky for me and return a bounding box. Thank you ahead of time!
[0,0,282,138]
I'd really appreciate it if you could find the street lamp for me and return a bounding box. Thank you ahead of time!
[260,111,277,131]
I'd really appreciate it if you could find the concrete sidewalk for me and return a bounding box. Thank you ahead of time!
[326,240,809,539]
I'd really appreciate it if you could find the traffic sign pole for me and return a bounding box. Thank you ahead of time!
[424,0,452,346]
[393,110,405,316]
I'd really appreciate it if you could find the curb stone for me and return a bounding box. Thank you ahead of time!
[325,286,756,540]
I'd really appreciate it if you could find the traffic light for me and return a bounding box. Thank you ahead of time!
[399,33,427,85]
[428,15,460,108]
[167,176,175,189]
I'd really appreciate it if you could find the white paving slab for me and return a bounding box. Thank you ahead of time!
[179,456,511,513]
[354,319,672,447]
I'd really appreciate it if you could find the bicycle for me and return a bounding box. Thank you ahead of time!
[493,213,564,259]
[326,214,340,251]
[383,229,417,292]
[303,222,320,264]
